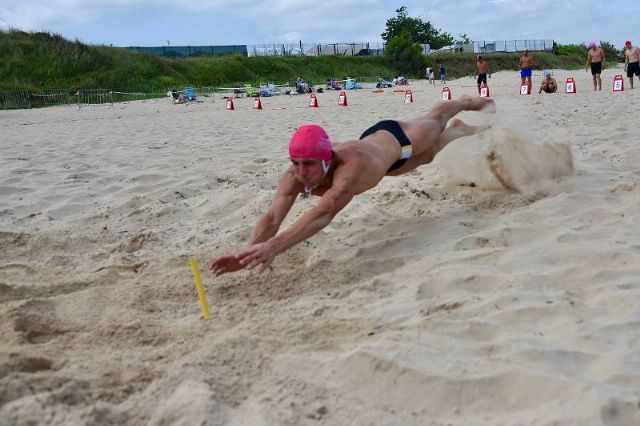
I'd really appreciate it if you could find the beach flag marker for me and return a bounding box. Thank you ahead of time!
[404,90,413,103]
[338,91,348,106]
[189,258,210,320]
[613,75,624,92]
[253,96,263,110]
[308,93,319,107]
[520,83,531,95]
[565,78,576,93]
[441,86,451,100]
[225,97,235,110]
[479,83,490,97]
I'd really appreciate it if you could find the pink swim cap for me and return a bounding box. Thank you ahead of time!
[588,41,596,49]
[626,40,632,46]
[289,125,332,161]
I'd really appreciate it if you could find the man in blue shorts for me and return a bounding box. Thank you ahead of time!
[519,49,535,91]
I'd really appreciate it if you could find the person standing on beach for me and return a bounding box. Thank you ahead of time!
[209,96,495,276]
[439,63,446,84]
[519,49,535,91]
[427,67,435,86]
[586,42,606,91]
[623,40,640,89]
[476,55,490,94]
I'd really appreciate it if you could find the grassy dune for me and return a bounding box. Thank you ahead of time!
[1,29,588,105]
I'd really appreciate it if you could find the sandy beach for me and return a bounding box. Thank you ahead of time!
[1,67,639,425]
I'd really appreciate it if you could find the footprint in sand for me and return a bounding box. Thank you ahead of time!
[4,300,67,344]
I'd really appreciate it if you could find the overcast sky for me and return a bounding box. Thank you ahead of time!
[0,0,637,49]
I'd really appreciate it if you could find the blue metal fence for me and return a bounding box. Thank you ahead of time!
[125,45,248,57]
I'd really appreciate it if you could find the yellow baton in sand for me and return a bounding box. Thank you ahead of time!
[189,258,210,319]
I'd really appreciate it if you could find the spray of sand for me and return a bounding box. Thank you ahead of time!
[436,124,573,197]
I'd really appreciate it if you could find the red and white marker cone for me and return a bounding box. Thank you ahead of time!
[225,97,235,110]
[441,86,451,100]
[404,90,413,103]
[308,93,318,107]
[253,96,262,110]
[565,78,576,93]
[338,91,348,106]
[613,75,624,92]
[520,83,531,95]
[479,83,490,97]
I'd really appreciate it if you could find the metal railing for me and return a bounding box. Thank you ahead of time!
[39,89,70,106]
[473,40,555,54]
[1,90,31,110]
[77,89,113,109]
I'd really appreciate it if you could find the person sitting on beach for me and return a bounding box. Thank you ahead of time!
[586,41,605,91]
[539,72,557,93]
[327,77,342,90]
[209,95,495,276]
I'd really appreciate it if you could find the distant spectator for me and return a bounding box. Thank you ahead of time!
[296,77,313,94]
[439,63,446,84]
[475,55,491,94]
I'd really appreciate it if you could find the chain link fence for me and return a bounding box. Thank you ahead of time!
[473,40,555,54]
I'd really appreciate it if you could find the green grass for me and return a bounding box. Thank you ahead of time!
[1,29,591,108]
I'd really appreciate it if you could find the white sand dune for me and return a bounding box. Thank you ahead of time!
[1,67,640,425]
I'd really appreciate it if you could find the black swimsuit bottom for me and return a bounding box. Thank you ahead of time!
[359,120,412,172]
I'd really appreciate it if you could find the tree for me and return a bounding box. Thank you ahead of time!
[381,6,453,49]
[599,41,622,63]
[456,33,472,45]
[384,31,426,76]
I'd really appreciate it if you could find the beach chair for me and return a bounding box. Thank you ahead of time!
[259,82,279,97]
[244,84,260,97]
[184,87,197,102]
[345,78,362,90]
[376,78,393,88]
